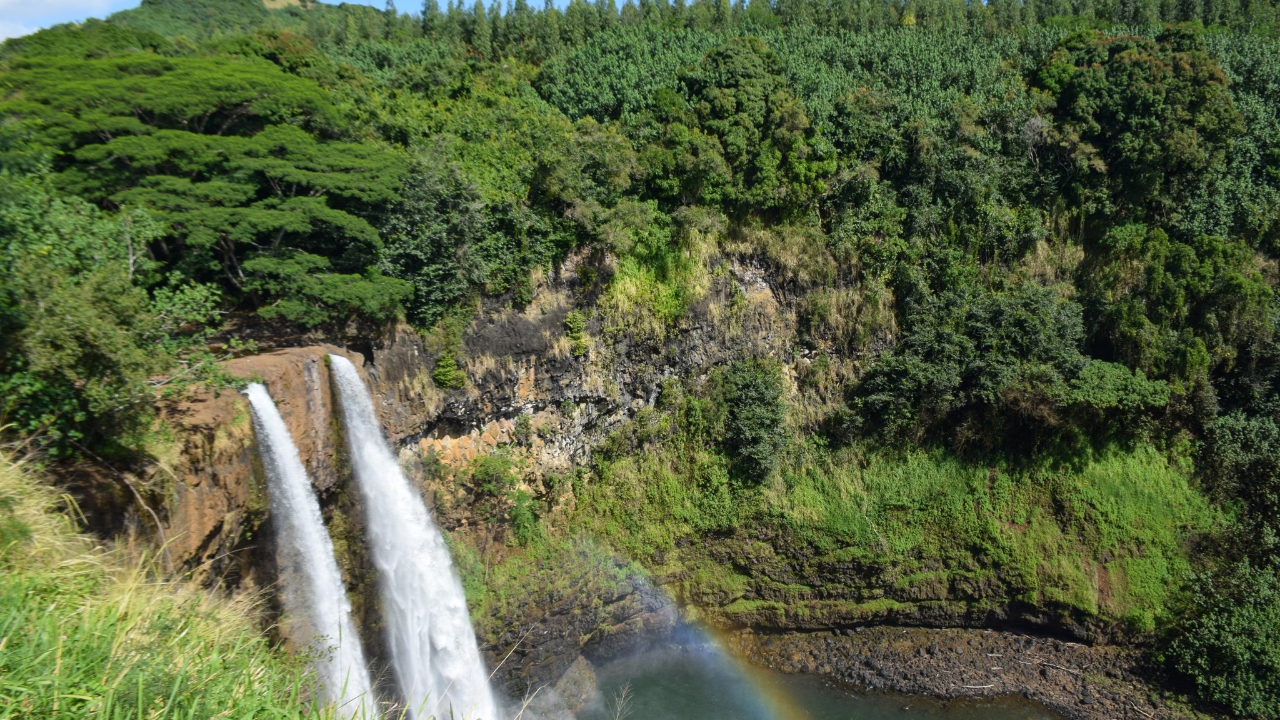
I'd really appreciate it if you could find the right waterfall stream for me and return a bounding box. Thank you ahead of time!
[329,354,500,720]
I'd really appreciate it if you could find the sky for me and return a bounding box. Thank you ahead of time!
[0,0,387,41]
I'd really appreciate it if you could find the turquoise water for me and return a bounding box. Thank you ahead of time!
[577,644,1061,720]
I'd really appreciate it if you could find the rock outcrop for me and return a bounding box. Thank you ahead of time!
[729,627,1191,720]
[140,345,364,586]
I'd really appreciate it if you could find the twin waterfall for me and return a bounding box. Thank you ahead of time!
[246,358,498,720]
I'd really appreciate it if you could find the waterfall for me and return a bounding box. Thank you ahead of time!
[245,384,377,719]
[328,355,500,720]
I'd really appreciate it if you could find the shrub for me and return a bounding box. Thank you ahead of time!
[508,489,539,546]
[850,282,1087,449]
[721,358,787,482]
[565,310,589,357]
[471,451,518,496]
[1166,562,1280,718]
[432,354,467,389]
[514,412,534,446]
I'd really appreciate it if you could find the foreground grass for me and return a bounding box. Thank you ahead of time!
[0,452,331,719]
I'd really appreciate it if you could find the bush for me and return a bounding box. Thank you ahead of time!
[1200,413,1280,562]
[508,489,539,546]
[471,451,518,496]
[850,282,1086,448]
[565,310,589,357]
[1166,562,1280,718]
[432,354,467,389]
[514,412,534,446]
[0,168,219,456]
[721,358,787,482]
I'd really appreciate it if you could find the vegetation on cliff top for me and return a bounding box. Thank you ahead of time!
[3,0,1280,714]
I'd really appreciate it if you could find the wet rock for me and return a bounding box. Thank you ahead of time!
[729,626,1195,720]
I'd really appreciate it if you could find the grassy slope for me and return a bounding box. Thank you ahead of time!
[0,453,329,719]
[455,416,1220,638]
[582,438,1217,631]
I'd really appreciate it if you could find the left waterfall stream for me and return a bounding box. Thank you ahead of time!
[247,383,378,719]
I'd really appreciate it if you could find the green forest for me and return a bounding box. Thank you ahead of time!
[3,0,1280,716]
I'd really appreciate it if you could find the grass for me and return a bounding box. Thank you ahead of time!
[772,443,1221,630]
[0,451,337,720]
[538,396,1222,634]
[598,204,716,346]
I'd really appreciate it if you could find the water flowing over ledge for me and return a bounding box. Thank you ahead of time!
[246,383,376,719]
[329,354,500,720]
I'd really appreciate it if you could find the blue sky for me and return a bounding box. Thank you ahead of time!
[0,0,388,41]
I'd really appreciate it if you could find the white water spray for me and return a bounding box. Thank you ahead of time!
[328,355,500,720]
[245,383,377,719]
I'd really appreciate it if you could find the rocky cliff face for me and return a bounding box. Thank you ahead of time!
[137,345,364,587]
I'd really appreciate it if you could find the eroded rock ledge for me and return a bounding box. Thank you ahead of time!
[729,627,1196,720]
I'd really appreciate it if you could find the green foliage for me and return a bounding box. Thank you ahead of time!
[1200,413,1280,561]
[1037,25,1243,228]
[508,488,539,545]
[108,0,273,39]
[0,167,218,456]
[0,53,407,319]
[514,412,534,446]
[242,251,410,326]
[0,454,332,719]
[672,36,835,216]
[471,451,519,496]
[851,281,1153,453]
[719,358,788,482]
[1165,562,1280,718]
[1067,360,1171,418]
[432,354,467,389]
[1081,224,1271,382]
[565,309,590,356]
[535,26,721,121]
[579,384,1214,628]
[0,19,173,60]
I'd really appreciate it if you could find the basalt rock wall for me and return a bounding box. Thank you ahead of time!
[143,345,365,586]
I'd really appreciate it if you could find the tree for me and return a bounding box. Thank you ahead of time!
[0,167,219,456]
[1166,562,1280,718]
[0,54,409,324]
[721,358,788,482]
[1200,412,1280,561]
[471,0,493,56]
[632,36,835,218]
[1080,224,1271,382]
[1036,25,1243,233]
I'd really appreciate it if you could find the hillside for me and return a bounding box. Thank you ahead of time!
[2,0,1280,717]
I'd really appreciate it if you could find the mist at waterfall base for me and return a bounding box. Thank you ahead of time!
[245,383,376,719]
[329,354,500,720]
[578,629,1062,720]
